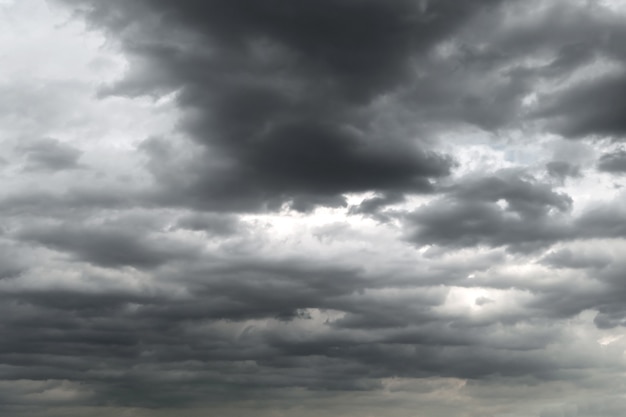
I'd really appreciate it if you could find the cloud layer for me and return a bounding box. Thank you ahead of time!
[2,0,626,416]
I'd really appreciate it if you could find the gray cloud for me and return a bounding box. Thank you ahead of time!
[405,169,573,252]
[529,251,626,329]
[597,148,626,173]
[175,212,242,236]
[540,71,626,139]
[16,137,83,172]
[519,6,626,140]
[5,0,626,415]
[0,253,602,410]
[406,169,626,254]
[546,161,581,182]
[540,248,612,270]
[575,204,626,239]
[56,0,626,215]
[58,0,526,212]
[348,192,406,222]
[16,222,200,269]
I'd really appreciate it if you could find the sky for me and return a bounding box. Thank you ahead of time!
[2,0,626,416]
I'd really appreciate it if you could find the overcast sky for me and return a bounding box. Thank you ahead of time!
[3,0,626,416]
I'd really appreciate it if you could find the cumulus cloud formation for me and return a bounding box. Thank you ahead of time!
[2,0,626,416]
[404,169,574,251]
[17,137,83,172]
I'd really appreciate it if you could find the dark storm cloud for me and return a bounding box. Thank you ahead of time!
[140,130,452,212]
[0,253,587,409]
[400,0,626,141]
[11,0,626,414]
[1,222,622,412]
[87,0,505,98]
[406,168,626,251]
[16,223,200,268]
[147,259,375,321]
[0,261,375,404]
[56,0,626,216]
[405,169,573,251]
[498,2,626,140]
[540,71,626,139]
[597,148,626,173]
[55,0,626,153]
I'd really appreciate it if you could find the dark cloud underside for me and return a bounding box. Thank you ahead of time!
[63,0,522,211]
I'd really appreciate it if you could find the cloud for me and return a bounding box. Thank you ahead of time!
[57,0,526,212]
[540,71,626,139]
[16,138,83,172]
[16,222,201,269]
[540,248,612,270]
[4,0,626,415]
[405,169,573,252]
[546,161,581,181]
[175,212,242,235]
[597,148,626,173]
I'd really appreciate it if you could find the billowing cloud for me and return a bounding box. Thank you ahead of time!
[63,0,510,211]
[404,169,573,252]
[3,0,626,416]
